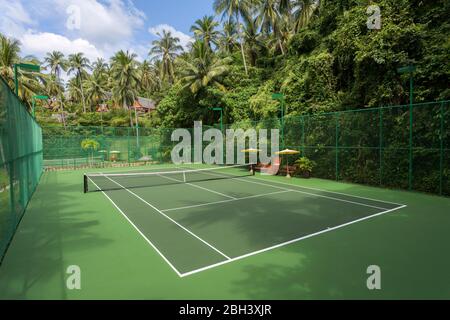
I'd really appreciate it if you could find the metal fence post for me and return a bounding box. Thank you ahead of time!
[336,113,340,181]
[439,101,444,196]
[379,107,383,186]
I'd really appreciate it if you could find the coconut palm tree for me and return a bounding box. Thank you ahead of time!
[178,40,232,94]
[278,0,292,15]
[85,71,108,112]
[218,21,238,54]
[44,51,67,79]
[68,52,91,113]
[44,51,67,115]
[149,30,183,84]
[67,77,82,104]
[44,74,66,127]
[110,50,139,127]
[292,0,318,32]
[213,0,254,75]
[0,34,21,84]
[139,60,159,95]
[190,15,220,51]
[242,15,264,66]
[257,0,291,55]
[92,58,108,76]
[258,0,281,34]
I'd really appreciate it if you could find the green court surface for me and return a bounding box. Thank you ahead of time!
[0,164,449,299]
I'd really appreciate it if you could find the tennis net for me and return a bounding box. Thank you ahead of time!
[84,164,255,193]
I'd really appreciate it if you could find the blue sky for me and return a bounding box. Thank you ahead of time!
[0,0,216,64]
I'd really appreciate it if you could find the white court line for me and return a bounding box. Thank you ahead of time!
[102,174,232,260]
[179,204,407,278]
[162,190,292,212]
[179,165,406,207]
[87,176,183,277]
[90,167,409,278]
[251,176,407,207]
[158,173,236,200]
[194,170,392,211]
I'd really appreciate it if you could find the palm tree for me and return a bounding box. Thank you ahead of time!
[44,51,67,116]
[149,30,183,84]
[292,0,318,32]
[178,40,231,94]
[44,51,67,79]
[139,60,159,95]
[258,0,281,34]
[278,0,292,15]
[85,71,108,112]
[242,15,264,66]
[0,34,21,84]
[67,77,82,104]
[92,58,108,76]
[110,50,139,127]
[213,0,254,75]
[190,15,220,51]
[218,21,238,54]
[44,74,66,127]
[68,52,91,113]
[257,0,290,55]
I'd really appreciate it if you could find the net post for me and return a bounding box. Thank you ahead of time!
[379,107,384,186]
[335,113,340,181]
[83,174,88,193]
[439,101,444,196]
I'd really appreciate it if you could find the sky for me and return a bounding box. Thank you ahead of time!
[0,0,216,65]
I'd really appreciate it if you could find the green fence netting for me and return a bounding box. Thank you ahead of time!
[226,101,450,196]
[42,100,449,197]
[0,77,43,262]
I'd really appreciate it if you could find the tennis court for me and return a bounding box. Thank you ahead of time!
[84,164,406,277]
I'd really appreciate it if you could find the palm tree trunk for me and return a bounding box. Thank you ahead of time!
[79,74,87,113]
[59,95,66,129]
[124,99,133,127]
[236,14,248,76]
[278,39,285,55]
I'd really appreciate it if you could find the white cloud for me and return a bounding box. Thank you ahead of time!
[0,0,35,37]
[21,31,104,62]
[148,24,193,50]
[54,0,146,47]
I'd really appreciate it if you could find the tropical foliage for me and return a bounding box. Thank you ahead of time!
[0,0,448,130]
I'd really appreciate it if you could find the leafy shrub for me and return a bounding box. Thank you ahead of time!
[295,157,317,178]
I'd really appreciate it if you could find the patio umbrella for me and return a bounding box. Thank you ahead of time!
[276,149,300,178]
[109,151,121,162]
[138,155,153,165]
[98,150,108,161]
